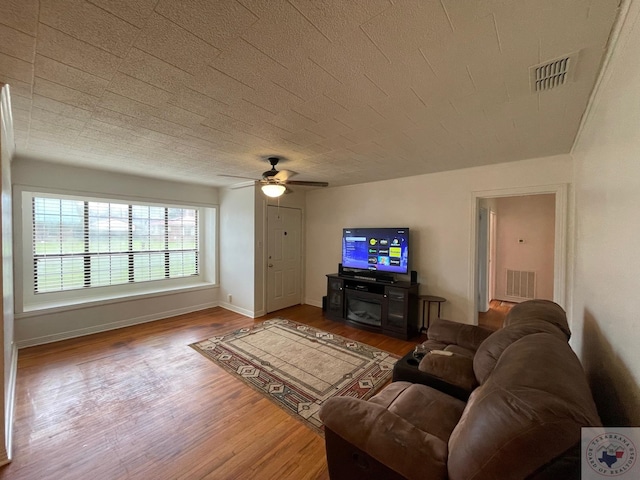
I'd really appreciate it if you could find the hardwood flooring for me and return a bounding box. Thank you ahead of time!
[2,305,422,480]
[478,299,515,331]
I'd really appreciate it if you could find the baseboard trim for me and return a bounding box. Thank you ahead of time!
[305,298,322,309]
[16,302,219,348]
[219,302,257,318]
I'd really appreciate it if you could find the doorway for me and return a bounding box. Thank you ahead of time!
[469,184,568,325]
[266,205,302,313]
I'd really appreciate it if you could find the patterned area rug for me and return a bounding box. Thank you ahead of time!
[190,318,398,435]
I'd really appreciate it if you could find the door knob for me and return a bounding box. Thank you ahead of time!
[268,263,273,267]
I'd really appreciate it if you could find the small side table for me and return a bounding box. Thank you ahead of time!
[419,295,447,333]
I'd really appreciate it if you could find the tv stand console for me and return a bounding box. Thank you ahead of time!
[325,274,419,340]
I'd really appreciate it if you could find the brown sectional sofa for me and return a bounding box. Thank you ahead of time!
[392,299,572,400]
[319,300,601,479]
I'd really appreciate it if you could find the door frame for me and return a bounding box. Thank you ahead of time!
[488,209,497,303]
[265,204,304,314]
[477,207,489,312]
[468,184,568,325]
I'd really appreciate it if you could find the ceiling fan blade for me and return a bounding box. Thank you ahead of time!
[229,180,257,189]
[283,180,329,187]
[274,169,296,182]
[217,173,255,179]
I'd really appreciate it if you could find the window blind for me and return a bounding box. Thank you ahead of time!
[32,196,199,294]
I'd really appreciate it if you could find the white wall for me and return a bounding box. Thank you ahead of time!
[494,194,555,301]
[305,155,573,324]
[218,185,256,317]
[12,158,220,347]
[571,0,640,426]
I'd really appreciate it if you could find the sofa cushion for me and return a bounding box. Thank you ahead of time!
[441,344,476,359]
[447,333,601,480]
[419,339,449,352]
[418,340,477,359]
[320,395,450,480]
[504,299,571,340]
[473,319,571,384]
[427,318,493,352]
[369,382,466,443]
[418,352,477,393]
[392,351,475,401]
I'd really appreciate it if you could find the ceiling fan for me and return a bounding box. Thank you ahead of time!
[224,157,329,197]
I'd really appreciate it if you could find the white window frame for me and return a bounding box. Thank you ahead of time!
[20,190,217,312]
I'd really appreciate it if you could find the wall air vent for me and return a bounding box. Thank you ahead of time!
[506,269,536,299]
[530,53,577,92]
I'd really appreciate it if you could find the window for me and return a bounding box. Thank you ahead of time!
[22,191,216,311]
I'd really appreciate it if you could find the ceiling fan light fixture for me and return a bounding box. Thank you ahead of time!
[261,183,286,198]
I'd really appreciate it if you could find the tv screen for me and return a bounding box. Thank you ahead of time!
[342,228,409,274]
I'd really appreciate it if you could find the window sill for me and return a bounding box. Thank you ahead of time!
[16,282,218,318]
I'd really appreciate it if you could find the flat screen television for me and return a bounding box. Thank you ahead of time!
[342,227,409,275]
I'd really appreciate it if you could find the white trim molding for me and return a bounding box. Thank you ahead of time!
[1,343,18,466]
[219,302,262,319]
[0,84,15,467]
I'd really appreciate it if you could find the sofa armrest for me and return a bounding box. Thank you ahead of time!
[418,352,478,392]
[427,318,493,351]
[319,396,448,480]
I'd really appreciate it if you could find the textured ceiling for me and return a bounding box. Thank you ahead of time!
[0,0,620,188]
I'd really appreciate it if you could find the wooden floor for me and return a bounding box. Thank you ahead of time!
[478,299,515,331]
[1,305,422,480]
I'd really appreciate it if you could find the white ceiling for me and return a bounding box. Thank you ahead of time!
[0,0,620,188]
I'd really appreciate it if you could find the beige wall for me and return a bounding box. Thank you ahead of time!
[304,155,573,325]
[571,0,640,425]
[494,194,555,301]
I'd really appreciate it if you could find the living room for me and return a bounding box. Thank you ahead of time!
[1,0,639,478]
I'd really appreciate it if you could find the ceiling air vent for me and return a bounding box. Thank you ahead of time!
[529,53,577,92]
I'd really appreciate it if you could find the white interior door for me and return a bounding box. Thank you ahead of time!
[266,206,302,313]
